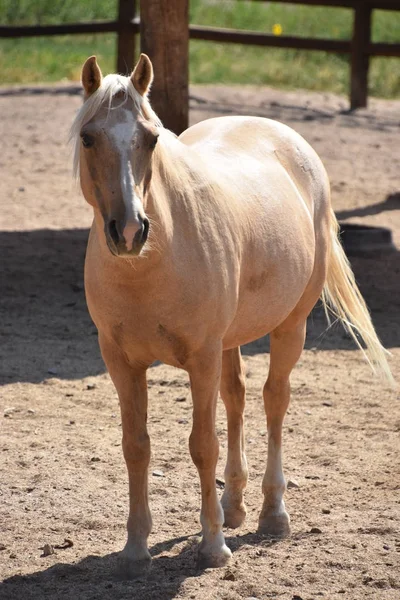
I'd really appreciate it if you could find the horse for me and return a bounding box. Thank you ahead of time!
[70,54,392,576]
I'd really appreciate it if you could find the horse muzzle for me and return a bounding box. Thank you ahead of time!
[105,217,149,257]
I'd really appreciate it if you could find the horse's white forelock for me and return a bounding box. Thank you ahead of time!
[69,73,162,179]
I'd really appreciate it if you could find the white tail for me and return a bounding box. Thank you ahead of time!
[321,209,394,386]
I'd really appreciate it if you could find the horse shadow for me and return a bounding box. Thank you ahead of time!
[1,220,399,386]
[0,228,103,386]
[0,530,293,600]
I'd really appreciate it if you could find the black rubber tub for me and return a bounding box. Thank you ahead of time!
[339,223,395,256]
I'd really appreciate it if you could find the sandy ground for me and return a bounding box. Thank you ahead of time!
[0,83,399,600]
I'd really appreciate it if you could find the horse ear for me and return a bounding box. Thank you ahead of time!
[131,54,153,96]
[82,56,102,98]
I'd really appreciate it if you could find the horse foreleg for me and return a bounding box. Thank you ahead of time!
[100,337,152,577]
[220,347,248,528]
[188,344,232,568]
[258,321,306,537]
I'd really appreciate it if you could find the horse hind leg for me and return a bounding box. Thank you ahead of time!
[220,347,248,529]
[258,319,307,537]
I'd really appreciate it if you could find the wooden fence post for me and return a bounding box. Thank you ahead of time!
[140,0,189,135]
[116,0,137,74]
[350,2,372,110]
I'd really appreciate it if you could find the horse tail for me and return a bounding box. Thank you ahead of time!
[321,208,394,385]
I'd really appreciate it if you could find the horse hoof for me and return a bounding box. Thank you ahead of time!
[223,506,247,529]
[117,553,151,580]
[197,544,232,570]
[257,512,291,538]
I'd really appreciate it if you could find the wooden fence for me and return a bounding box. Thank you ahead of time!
[0,0,139,75]
[190,0,400,112]
[1,0,399,133]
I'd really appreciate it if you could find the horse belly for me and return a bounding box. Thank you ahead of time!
[223,295,294,350]
[223,250,314,349]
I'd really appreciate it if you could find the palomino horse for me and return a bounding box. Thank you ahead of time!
[70,54,392,575]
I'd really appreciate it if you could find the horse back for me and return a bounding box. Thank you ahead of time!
[180,115,330,227]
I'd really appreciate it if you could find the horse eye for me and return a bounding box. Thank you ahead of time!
[81,133,94,148]
[150,136,158,150]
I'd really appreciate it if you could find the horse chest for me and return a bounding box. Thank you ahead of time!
[87,292,186,367]
[86,274,220,369]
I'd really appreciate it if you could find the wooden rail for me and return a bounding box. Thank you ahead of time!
[0,0,399,132]
[188,0,400,112]
[250,0,399,8]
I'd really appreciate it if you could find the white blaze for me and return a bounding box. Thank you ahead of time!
[109,110,144,251]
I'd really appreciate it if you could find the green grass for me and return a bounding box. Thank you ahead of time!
[0,0,399,98]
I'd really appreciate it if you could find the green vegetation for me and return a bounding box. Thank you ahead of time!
[0,0,399,98]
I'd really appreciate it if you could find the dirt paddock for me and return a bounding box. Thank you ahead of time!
[0,84,399,600]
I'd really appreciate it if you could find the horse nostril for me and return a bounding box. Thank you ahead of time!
[133,218,150,248]
[142,218,150,244]
[108,219,120,245]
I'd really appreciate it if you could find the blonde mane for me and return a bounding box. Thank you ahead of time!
[69,73,162,178]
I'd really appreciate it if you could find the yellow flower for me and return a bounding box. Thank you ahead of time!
[273,23,283,36]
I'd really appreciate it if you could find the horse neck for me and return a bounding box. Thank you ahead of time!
[149,131,212,232]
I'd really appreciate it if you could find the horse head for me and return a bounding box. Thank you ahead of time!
[72,54,160,257]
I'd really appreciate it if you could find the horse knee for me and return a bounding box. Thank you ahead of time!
[189,430,219,471]
[122,433,150,468]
